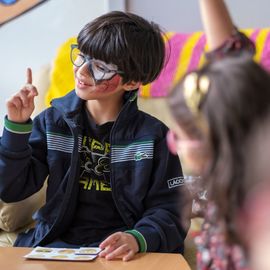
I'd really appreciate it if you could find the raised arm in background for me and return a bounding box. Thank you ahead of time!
[199,0,234,50]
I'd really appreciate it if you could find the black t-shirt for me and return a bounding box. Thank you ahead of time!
[62,107,127,245]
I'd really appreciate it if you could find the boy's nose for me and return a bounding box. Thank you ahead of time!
[77,62,94,80]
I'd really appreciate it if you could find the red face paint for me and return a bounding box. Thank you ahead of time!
[94,74,121,93]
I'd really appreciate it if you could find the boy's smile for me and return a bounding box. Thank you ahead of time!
[76,78,94,89]
[75,73,121,92]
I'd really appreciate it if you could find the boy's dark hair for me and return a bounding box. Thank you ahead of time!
[168,54,270,245]
[77,11,165,85]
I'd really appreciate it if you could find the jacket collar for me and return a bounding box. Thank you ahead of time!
[51,90,83,117]
[51,89,139,123]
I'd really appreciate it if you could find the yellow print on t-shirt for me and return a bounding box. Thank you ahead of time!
[79,177,111,191]
[79,136,111,192]
[82,137,110,154]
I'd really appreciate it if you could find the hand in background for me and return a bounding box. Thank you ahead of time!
[199,0,234,50]
[6,68,38,123]
[99,232,139,261]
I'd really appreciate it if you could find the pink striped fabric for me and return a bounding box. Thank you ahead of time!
[139,28,270,98]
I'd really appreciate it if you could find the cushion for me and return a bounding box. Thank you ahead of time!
[0,230,17,247]
[0,185,46,232]
[45,29,270,106]
[45,37,77,107]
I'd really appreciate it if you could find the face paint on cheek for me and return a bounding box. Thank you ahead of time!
[95,75,121,93]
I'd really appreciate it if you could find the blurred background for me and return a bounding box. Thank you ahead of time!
[0,0,269,131]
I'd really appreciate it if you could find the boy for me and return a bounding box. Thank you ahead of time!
[0,11,189,261]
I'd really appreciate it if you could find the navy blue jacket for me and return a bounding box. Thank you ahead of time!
[0,90,189,252]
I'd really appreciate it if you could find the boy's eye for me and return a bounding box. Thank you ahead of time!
[96,64,107,72]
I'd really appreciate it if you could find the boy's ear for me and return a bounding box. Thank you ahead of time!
[122,81,141,91]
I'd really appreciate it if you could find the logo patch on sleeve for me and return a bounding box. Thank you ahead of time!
[167,177,185,189]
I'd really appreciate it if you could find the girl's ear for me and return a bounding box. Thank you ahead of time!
[122,81,141,91]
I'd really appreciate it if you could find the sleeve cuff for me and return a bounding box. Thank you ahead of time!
[1,117,32,152]
[4,117,32,134]
[205,27,255,61]
[125,229,147,253]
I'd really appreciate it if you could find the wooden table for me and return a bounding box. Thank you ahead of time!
[0,247,191,270]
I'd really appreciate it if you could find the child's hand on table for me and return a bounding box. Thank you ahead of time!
[99,232,139,261]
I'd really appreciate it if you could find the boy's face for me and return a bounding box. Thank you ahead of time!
[71,45,140,101]
[73,60,126,100]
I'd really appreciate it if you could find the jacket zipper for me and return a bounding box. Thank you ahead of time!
[109,96,136,229]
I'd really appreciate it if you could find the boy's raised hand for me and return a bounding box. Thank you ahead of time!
[99,232,139,261]
[6,68,38,123]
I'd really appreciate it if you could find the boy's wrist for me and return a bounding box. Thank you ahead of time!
[125,229,147,253]
[4,116,32,134]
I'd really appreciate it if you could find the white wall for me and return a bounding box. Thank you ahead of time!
[127,0,270,32]
[0,0,111,131]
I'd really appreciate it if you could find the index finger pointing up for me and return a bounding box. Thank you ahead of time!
[26,68,32,84]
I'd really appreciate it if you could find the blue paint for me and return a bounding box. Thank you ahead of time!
[0,0,18,5]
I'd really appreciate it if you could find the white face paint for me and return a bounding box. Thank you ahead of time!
[71,44,123,82]
[89,59,119,81]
